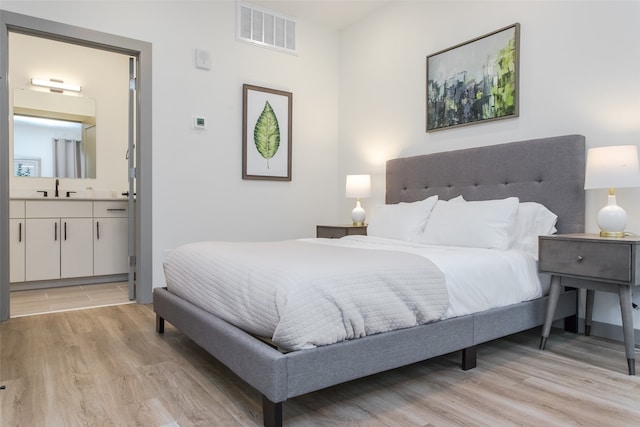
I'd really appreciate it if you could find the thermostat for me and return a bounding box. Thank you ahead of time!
[193,116,206,129]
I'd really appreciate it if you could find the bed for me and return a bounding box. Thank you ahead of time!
[154,134,585,427]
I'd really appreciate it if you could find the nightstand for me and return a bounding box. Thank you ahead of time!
[538,233,640,375]
[316,224,367,239]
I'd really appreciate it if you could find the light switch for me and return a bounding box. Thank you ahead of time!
[195,49,211,70]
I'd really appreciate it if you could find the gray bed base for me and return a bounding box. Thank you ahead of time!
[154,134,586,427]
[154,287,576,426]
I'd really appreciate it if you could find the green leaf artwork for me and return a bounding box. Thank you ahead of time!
[254,101,280,169]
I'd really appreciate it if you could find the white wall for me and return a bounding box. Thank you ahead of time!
[2,1,341,288]
[339,1,640,329]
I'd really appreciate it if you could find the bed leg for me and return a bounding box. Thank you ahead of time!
[461,346,477,370]
[262,395,283,427]
[156,314,165,333]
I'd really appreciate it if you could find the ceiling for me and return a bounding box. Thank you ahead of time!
[251,1,394,29]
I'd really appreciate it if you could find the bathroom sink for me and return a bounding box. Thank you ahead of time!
[11,189,126,200]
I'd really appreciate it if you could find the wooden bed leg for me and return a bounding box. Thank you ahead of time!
[156,314,165,333]
[262,395,283,427]
[461,346,477,371]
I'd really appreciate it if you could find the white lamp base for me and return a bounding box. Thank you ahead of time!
[597,194,627,237]
[351,199,366,226]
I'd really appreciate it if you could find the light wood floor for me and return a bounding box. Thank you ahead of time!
[1,304,639,426]
[9,282,132,317]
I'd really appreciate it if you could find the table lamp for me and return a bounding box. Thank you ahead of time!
[345,174,371,226]
[584,145,640,237]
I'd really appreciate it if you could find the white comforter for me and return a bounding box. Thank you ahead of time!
[163,236,545,351]
[307,236,547,319]
[163,238,449,351]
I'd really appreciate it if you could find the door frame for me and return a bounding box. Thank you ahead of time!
[0,10,153,320]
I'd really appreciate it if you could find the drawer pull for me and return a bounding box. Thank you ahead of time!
[576,255,584,262]
[107,208,126,212]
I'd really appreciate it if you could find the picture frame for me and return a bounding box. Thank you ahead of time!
[242,84,292,181]
[426,23,520,132]
[13,156,41,177]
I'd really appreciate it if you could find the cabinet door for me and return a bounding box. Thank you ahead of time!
[93,217,128,276]
[10,219,25,283]
[61,218,94,278]
[25,218,61,281]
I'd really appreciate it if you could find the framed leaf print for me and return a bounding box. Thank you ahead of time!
[242,84,292,181]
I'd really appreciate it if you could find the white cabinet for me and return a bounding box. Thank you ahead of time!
[61,218,94,278]
[24,201,94,282]
[9,201,25,283]
[12,199,130,285]
[24,218,61,281]
[93,201,129,276]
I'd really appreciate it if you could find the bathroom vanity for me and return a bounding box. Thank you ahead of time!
[10,198,129,288]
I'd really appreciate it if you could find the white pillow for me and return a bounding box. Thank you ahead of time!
[511,202,558,259]
[367,196,438,241]
[421,197,520,249]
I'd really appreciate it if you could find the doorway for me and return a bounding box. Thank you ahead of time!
[0,10,153,321]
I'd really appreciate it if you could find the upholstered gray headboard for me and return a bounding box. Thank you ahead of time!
[386,134,585,234]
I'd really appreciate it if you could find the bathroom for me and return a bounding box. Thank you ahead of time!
[8,32,133,315]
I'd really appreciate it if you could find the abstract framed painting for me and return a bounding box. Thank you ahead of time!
[426,23,520,132]
[242,84,292,181]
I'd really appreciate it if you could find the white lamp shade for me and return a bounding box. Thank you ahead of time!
[584,145,640,190]
[345,174,371,198]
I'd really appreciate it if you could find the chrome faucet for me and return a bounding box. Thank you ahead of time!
[55,178,60,198]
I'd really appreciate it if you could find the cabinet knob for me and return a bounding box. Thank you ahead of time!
[576,255,584,262]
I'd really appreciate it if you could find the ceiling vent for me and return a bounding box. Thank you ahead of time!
[237,2,297,55]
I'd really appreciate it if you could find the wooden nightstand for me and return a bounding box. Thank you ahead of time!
[316,224,367,239]
[538,233,640,375]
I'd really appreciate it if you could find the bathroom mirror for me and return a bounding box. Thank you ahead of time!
[12,89,97,179]
[13,115,96,178]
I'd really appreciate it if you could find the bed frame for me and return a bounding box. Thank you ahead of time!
[154,134,585,427]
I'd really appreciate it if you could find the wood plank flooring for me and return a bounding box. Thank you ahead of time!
[9,282,132,317]
[1,303,639,426]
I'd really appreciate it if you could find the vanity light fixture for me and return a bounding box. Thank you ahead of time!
[31,78,82,93]
[345,174,371,226]
[584,145,640,237]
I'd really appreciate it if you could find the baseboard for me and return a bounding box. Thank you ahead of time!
[577,318,640,349]
[10,274,128,291]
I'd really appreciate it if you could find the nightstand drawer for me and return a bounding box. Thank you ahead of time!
[539,239,631,282]
[316,225,367,239]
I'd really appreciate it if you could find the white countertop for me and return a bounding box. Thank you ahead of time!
[11,197,129,201]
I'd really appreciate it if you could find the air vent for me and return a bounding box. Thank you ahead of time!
[237,2,297,55]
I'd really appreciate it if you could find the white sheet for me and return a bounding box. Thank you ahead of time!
[163,239,449,351]
[306,236,547,318]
